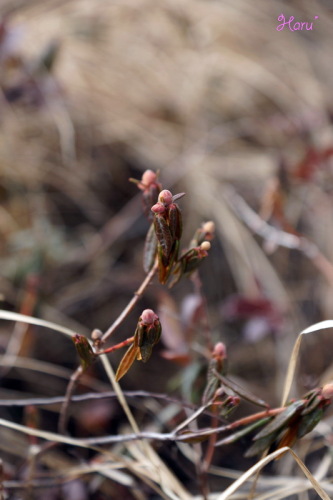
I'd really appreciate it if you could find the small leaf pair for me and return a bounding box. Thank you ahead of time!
[115,309,162,381]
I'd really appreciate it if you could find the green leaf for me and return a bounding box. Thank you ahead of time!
[253,401,304,440]
[216,417,271,447]
[245,430,280,458]
[297,407,324,439]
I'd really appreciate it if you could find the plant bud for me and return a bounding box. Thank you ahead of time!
[322,382,333,400]
[200,241,211,251]
[151,202,166,214]
[202,221,215,235]
[91,329,103,341]
[212,342,227,361]
[130,170,162,219]
[158,189,173,206]
[91,328,103,348]
[72,334,96,370]
[141,309,158,325]
[140,169,158,188]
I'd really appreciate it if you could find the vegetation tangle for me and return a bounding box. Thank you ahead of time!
[0,170,333,500]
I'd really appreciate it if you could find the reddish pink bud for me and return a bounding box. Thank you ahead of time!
[212,342,227,360]
[140,169,157,188]
[141,309,158,325]
[158,189,173,206]
[322,383,333,400]
[151,202,166,214]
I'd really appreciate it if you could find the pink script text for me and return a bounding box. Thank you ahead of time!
[276,14,318,32]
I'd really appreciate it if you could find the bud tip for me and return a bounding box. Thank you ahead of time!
[141,169,157,187]
[202,221,215,235]
[158,189,173,206]
[200,241,211,251]
[212,342,227,360]
[141,309,158,325]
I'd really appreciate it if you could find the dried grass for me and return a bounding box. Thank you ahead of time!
[0,0,333,498]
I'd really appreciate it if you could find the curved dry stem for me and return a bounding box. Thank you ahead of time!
[281,320,333,406]
[0,310,77,339]
[58,365,83,435]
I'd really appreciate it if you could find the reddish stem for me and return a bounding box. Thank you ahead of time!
[98,336,135,355]
[100,260,158,344]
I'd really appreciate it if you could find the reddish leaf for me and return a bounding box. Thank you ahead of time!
[115,344,140,382]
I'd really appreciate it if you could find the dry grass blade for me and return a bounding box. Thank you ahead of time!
[100,355,192,500]
[0,418,173,498]
[281,320,333,406]
[0,310,77,338]
[216,447,330,500]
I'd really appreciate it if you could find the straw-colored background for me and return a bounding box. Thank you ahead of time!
[1,0,333,497]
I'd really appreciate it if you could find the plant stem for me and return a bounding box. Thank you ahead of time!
[100,260,158,344]
[203,409,219,471]
[98,336,134,355]
[58,365,83,435]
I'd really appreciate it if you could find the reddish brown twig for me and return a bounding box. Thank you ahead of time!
[100,260,158,344]
[58,365,83,435]
[99,336,135,355]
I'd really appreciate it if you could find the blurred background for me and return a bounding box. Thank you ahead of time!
[1,0,333,497]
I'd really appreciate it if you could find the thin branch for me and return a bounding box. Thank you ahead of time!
[225,187,333,286]
[99,336,134,355]
[58,365,83,435]
[100,261,158,344]
[0,390,199,410]
[0,406,286,448]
